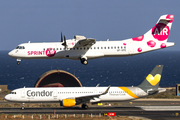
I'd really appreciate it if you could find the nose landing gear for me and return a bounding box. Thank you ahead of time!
[21,103,25,109]
[17,59,21,65]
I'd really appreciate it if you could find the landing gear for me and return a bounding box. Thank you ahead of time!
[17,59,21,65]
[82,104,88,109]
[80,58,88,65]
[21,103,25,110]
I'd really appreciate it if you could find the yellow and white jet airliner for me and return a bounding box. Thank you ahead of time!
[5,65,165,109]
[8,14,174,65]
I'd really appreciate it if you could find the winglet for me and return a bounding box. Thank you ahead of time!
[102,85,111,95]
[96,83,100,87]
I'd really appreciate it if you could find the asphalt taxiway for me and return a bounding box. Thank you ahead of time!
[0,99,180,120]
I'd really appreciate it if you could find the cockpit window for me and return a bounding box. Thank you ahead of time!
[16,46,25,49]
[10,92,16,94]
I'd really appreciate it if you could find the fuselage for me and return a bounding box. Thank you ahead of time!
[5,86,149,103]
[8,14,175,65]
[8,39,174,61]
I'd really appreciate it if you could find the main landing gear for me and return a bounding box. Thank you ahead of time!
[81,104,88,109]
[80,58,88,65]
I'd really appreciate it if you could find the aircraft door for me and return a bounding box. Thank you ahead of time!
[128,42,134,55]
[93,89,97,94]
[21,89,25,98]
[136,88,143,96]
[53,89,57,97]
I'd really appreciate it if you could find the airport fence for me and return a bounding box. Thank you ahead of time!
[0,113,122,120]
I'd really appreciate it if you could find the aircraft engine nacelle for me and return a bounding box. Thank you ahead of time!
[60,99,76,107]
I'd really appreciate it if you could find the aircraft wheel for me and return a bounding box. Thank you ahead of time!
[80,58,88,65]
[82,104,88,109]
[21,103,25,109]
[17,61,20,65]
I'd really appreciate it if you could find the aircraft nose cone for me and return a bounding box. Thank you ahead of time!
[8,51,13,56]
[4,95,9,101]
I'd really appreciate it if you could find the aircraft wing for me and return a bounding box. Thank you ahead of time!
[74,38,96,48]
[64,85,111,103]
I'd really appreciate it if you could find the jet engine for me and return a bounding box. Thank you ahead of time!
[60,99,76,107]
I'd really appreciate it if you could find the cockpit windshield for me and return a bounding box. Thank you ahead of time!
[16,46,25,49]
[10,92,16,94]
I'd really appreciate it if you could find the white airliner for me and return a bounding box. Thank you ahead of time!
[8,14,174,65]
[5,65,165,109]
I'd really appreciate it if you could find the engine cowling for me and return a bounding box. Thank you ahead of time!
[61,99,76,107]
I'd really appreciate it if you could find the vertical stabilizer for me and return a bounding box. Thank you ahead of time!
[130,15,174,54]
[132,14,174,42]
[138,65,163,92]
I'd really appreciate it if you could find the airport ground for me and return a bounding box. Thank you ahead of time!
[0,87,180,120]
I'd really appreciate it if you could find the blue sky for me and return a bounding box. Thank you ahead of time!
[0,1,179,50]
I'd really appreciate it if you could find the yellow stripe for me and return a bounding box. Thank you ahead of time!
[119,87,139,98]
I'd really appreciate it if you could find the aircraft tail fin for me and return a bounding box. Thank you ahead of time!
[129,15,174,54]
[132,14,174,42]
[138,65,163,93]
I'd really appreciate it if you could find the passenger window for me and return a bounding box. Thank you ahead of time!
[104,47,106,49]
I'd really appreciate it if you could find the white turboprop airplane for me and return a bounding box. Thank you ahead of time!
[5,65,165,109]
[8,14,174,65]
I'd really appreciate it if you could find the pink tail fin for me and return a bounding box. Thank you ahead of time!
[132,14,174,42]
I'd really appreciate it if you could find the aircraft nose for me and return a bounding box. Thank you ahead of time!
[4,94,10,101]
[8,51,13,57]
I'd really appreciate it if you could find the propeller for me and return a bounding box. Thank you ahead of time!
[61,32,63,42]
[61,32,67,49]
